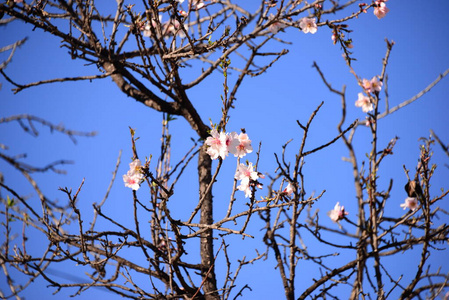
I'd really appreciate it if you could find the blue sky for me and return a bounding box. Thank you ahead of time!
[1,1,449,299]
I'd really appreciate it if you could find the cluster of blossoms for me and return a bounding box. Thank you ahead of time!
[142,15,188,39]
[299,17,317,34]
[205,129,253,160]
[328,202,349,222]
[234,163,264,198]
[373,0,389,19]
[355,76,382,113]
[359,1,389,19]
[205,128,261,198]
[123,159,144,191]
[140,0,208,39]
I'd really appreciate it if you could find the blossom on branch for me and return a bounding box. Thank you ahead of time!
[400,197,419,211]
[282,182,294,196]
[142,15,163,38]
[233,133,253,158]
[328,202,349,222]
[268,14,285,34]
[362,76,383,93]
[164,18,189,38]
[374,1,389,19]
[205,129,253,160]
[355,92,373,113]
[235,163,260,198]
[299,17,317,34]
[205,129,239,160]
[123,159,144,190]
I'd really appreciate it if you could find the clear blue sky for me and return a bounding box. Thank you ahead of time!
[1,1,449,299]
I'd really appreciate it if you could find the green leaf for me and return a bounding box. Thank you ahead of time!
[6,195,15,207]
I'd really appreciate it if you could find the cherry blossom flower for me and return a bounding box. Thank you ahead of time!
[299,17,317,34]
[328,202,349,222]
[362,78,371,92]
[374,1,389,19]
[164,18,189,38]
[365,116,375,127]
[143,15,163,38]
[123,159,144,190]
[355,92,373,113]
[205,129,225,159]
[237,178,252,198]
[362,76,383,93]
[14,0,24,3]
[123,172,143,190]
[235,162,259,181]
[282,182,294,196]
[233,133,253,158]
[331,32,338,44]
[128,159,142,174]
[400,197,419,211]
[268,14,285,34]
[225,132,240,156]
[205,129,239,160]
[235,163,260,198]
[370,76,383,92]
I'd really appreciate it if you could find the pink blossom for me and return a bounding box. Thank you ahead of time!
[162,16,189,38]
[268,14,285,34]
[400,197,419,211]
[123,172,142,190]
[123,159,144,190]
[128,159,142,174]
[299,17,317,34]
[370,76,383,92]
[205,129,239,160]
[362,76,383,93]
[205,129,224,160]
[355,92,373,113]
[237,177,252,198]
[331,32,338,44]
[225,132,240,156]
[282,182,294,196]
[235,163,260,198]
[328,202,349,222]
[374,2,389,19]
[235,163,259,181]
[233,133,253,158]
[143,15,163,38]
[365,116,375,127]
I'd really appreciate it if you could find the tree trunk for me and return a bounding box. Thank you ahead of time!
[198,146,219,299]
